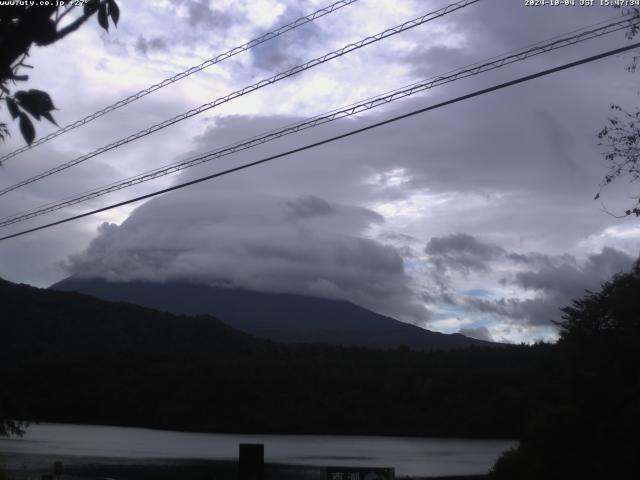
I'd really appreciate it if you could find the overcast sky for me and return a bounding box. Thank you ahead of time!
[1,0,640,343]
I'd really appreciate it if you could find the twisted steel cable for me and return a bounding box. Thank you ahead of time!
[0,0,482,198]
[2,41,639,242]
[0,0,361,164]
[0,14,635,229]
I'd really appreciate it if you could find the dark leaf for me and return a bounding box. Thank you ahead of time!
[16,100,40,120]
[33,18,58,46]
[108,0,120,26]
[5,97,20,119]
[18,112,35,145]
[594,192,600,200]
[27,89,56,111]
[84,0,100,15]
[14,89,56,120]
[98,2,109,31]
[41,111,58,126]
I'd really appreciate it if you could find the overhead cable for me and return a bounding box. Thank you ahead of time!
[0,0,481,198]
[0,14,634,228]
[1,41,637,242]
[0,0,361,164]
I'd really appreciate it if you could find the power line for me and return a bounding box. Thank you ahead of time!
[1,41,637,243]
[0,0,361,165]
[0,0,481,198]
[0,14,634,229]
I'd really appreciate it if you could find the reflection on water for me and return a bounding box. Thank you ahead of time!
[0,423,516,477]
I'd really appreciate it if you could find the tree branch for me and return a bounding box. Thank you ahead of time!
[42,3,104,46]
[48,15,92,44]
[56,4,76,25]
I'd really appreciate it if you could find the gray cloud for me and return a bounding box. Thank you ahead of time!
[185,0,237,30]
[406,44,477,80]
[462,246,636,326]
[463,296,562,327]
[512,246,634,302]
[421,233,635,327]
[171,0,238,30]
[250,7,322,72]
[425,233,505,273]
[63,189,426,324]
[283,195,337,220]
[1,0,639,344]
[459,325,493,342]
[135,36,169,56]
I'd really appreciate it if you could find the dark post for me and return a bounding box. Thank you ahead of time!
[239,443,264,480]
[53,461,63,480]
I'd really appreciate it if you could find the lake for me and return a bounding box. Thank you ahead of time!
[0,423,516,478]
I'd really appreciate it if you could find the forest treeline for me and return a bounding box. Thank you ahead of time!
[0,278,559,439]
[491,259,640,479]
[2,343,561,438]
[2,262,639,479]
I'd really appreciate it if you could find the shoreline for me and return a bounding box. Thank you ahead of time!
[1,454,491,480]
[11,420,515,442]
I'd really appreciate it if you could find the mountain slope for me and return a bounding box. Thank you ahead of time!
[1,276,550,438]
[51,277,494,350]
[1,277,268,357]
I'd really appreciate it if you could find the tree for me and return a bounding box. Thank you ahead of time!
[0,395,27,437]
[595,7,640,216]
[491,260,640,479]
[0,0,120,438]
[0,0,120,146]
[0,419,26,438]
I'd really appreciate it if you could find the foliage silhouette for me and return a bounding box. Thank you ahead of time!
[51,278,495,351]
[0,0,119,147]
[0,278,562,439]
[596,6,640,215]
[491,259,640,479]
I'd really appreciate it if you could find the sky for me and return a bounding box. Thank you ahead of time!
[1,0,640,343]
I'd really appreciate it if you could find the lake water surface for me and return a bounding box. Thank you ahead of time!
[0,423,516,477]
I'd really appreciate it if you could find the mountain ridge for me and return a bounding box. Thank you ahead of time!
[1,275,547,439]
[51,276,495,351]
[1,277,268,356]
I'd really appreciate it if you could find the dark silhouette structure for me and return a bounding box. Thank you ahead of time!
[51,277,495,351]
[1,277,558,438]
[491,260,640,479]
[0,1,119,145]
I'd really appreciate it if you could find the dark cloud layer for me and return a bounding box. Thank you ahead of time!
[64,189,426,323]
[423,234,639,326]
[426,233,506,273]
[135,36,169,56]
[459,325,493,342]
[172,0,239,30]
[2,0,639,343]
[250,3,323,72]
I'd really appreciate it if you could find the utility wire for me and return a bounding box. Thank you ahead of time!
[0,0,361,164]
[0,14,634,229]
[0,0,481,198]
[1,41,637,243]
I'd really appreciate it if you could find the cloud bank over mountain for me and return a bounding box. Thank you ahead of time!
[0,0,639,343]
[64,189,427,323]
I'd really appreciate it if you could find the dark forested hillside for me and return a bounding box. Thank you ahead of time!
[51,277,494,351]
[1,278,268,355]
[1,278,560,438]
[491,260,640,479]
